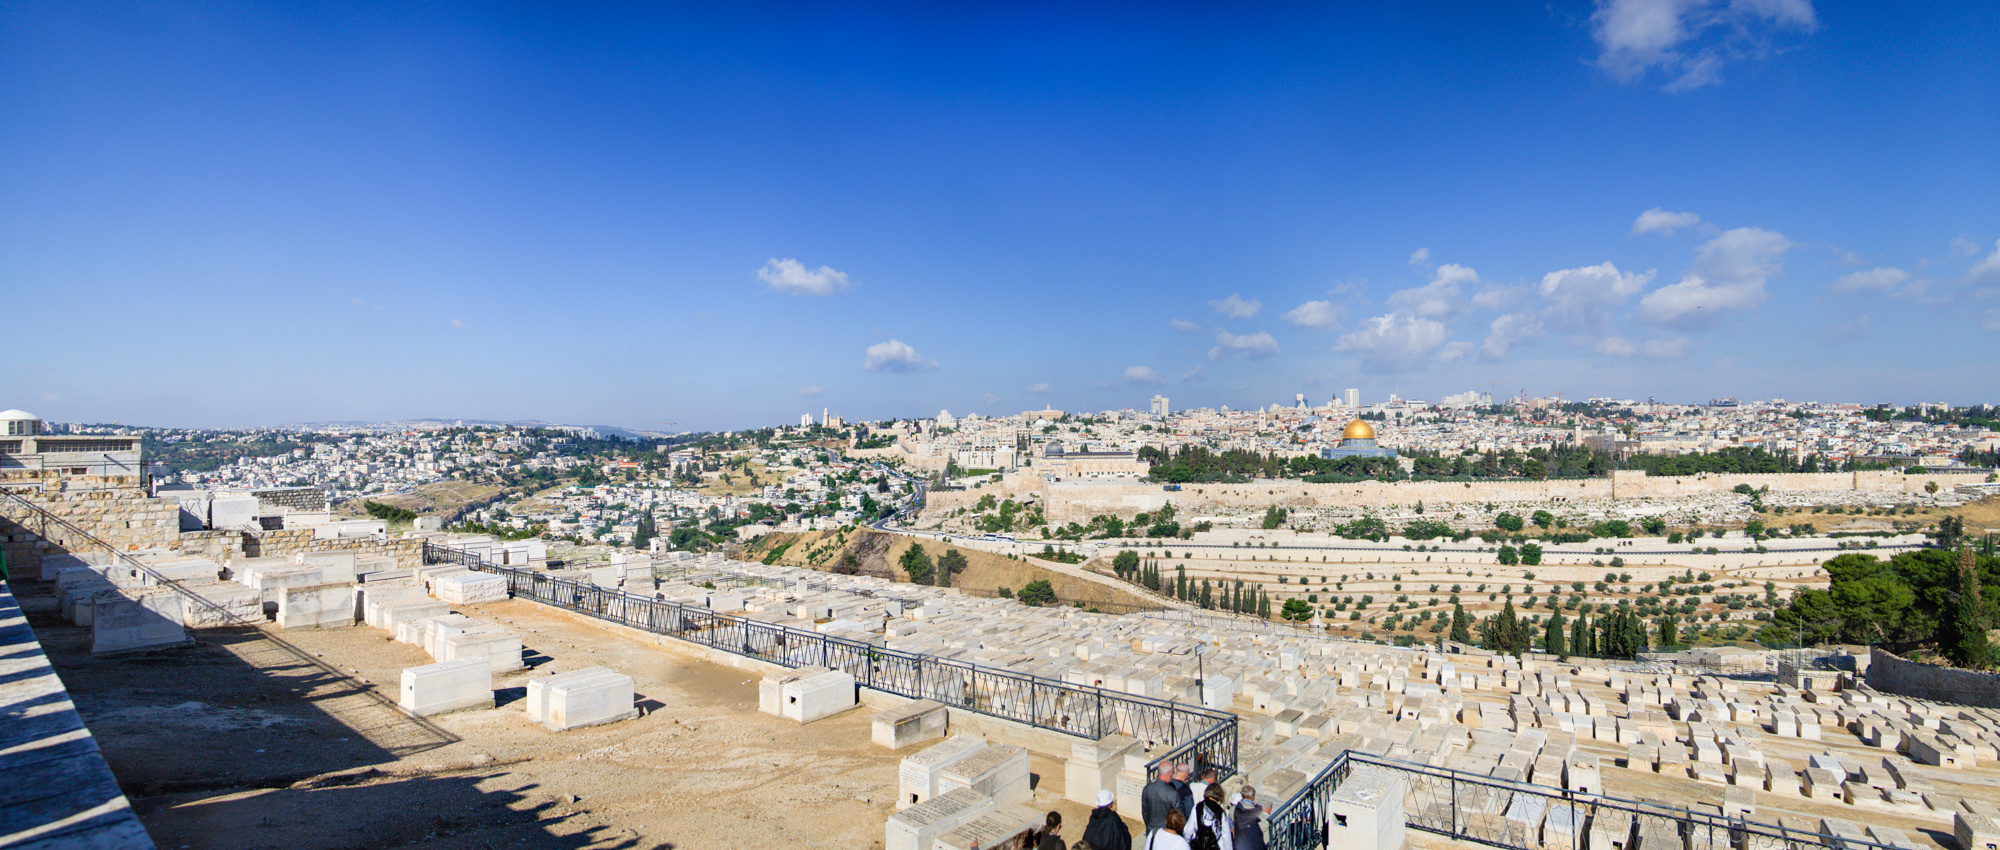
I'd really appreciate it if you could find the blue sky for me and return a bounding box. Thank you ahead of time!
[4,2,1996,431]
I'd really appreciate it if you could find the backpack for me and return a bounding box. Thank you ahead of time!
[1191,801,1223,850]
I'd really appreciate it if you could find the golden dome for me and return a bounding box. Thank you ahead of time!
[1341,419,1375,440]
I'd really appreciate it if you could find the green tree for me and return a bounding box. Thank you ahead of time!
[936,549,966,587]
[1498,545,1519,566]
[1494,512,1524,532]
[1657,614,1679,648]
[630,512,657,551]
[1519,543,1543,566]
[1017,580,1056,606]
[899,543,934,583]
[834,551,861,575]
[1940,548,1993,668]
[1450,603,1472,644]
[1546,610,1568,659]
[1531,510,1554,529]
[1113,550,1140,577]
[1262,505,1289,529]
[1281,598,1313,621]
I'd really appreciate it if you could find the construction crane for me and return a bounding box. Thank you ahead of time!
[1487,379,1514,406]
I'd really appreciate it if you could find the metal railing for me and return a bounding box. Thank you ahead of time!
[1268,749,1897,850]
[426,541,1238,779]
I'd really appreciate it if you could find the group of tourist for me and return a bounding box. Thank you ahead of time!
[1134,761,1269,850]
[981,760,1269,850]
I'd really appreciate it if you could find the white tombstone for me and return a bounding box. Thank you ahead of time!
[885,788,997,850]
[398,657,492,716]
[899,736,988,809]
[90,592,191,656]
[539,669,637,731]
[1328,764,1408,850]
[276,582,356,629]
[433,573,509,605]
[937,744,1031,805]
[874,700,949,750]
[780,669,858,724]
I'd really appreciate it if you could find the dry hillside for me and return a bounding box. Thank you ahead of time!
[742,530,1162,612]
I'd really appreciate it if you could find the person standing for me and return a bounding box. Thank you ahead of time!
[1141,762,1180,833]
[1184,782,1232,850]
[1036,811,1065,850]
[1231,785,1269,850]
[1188,767,1218,813]
[1145,810,1193,850]
[1081,790,1131,850]
[1171,763,1194,818]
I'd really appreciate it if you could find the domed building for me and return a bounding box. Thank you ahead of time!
[1320,417,1397,459]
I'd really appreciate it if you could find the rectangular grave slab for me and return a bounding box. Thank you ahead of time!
[874,700,949,751]
[900,737,988,810]
[938,744,1030,806]
[399,656,492,716]
[885,788,996,850]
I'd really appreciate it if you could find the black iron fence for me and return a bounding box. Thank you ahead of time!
[426,541,1237,779]
[1268,749,1898,850]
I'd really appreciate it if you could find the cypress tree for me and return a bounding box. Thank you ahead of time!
[1942,548,1991,669]
[1546,610,1567,659]
[1449,603,1472,644]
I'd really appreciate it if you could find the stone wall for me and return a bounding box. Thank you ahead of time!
[233,528,427,569]
[1866,647,2000,708]
[0,483,427,573]
[0,486,181,571]
[1023,470,1920,525]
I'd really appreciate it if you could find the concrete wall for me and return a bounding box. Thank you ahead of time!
[1867,648,2000,709]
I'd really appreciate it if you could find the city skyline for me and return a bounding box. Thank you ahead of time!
[4,2,1997,431]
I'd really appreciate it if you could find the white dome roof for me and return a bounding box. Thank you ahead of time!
[0,410,38,421]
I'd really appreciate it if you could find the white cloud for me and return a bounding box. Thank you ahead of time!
[1208,330,1280,362]
[1170,318,1203,333]
[1983,310,2000,333]
[1181,366,1206,382]
[1965,239,2000,298]
[797,386,824,397]
[1281,300,1344,330]
[1951,235,1983,257]
[757,258,852,296]
[1026,382,1051,394]
[980,393,1000,406]
[1408,247,1431,268]
[1638,226,1790,328]
[1820,314,1871,346]
[1438,341,1473,363]
[1481,313,1547,360]
[448,318,469,330]
[1335,314,1455,373]
[1540,262,1655,331]
[1208,294,1262,319]
[1590,0,1817,92]
[1386,263,1479,319]
[1631,207,1704,236]
[1595,335,1692,358]
[1829,267,1910,295]
[862,339,937,373]
[1124,366,1164,386]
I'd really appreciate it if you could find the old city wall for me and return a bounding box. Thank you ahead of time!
[1033,470,1915,525]
[1868,647,2000,709]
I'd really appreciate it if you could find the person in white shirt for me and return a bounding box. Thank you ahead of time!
[1183,782,1232,850]
[1145,810,1192,850]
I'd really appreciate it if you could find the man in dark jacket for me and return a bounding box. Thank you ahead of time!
[1081,790,1132,850]
[1172,762,1194,817]
[1140,761,1180,833]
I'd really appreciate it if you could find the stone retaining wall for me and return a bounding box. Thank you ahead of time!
[1866,647,2000,708]
[1023,470,1924,525]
